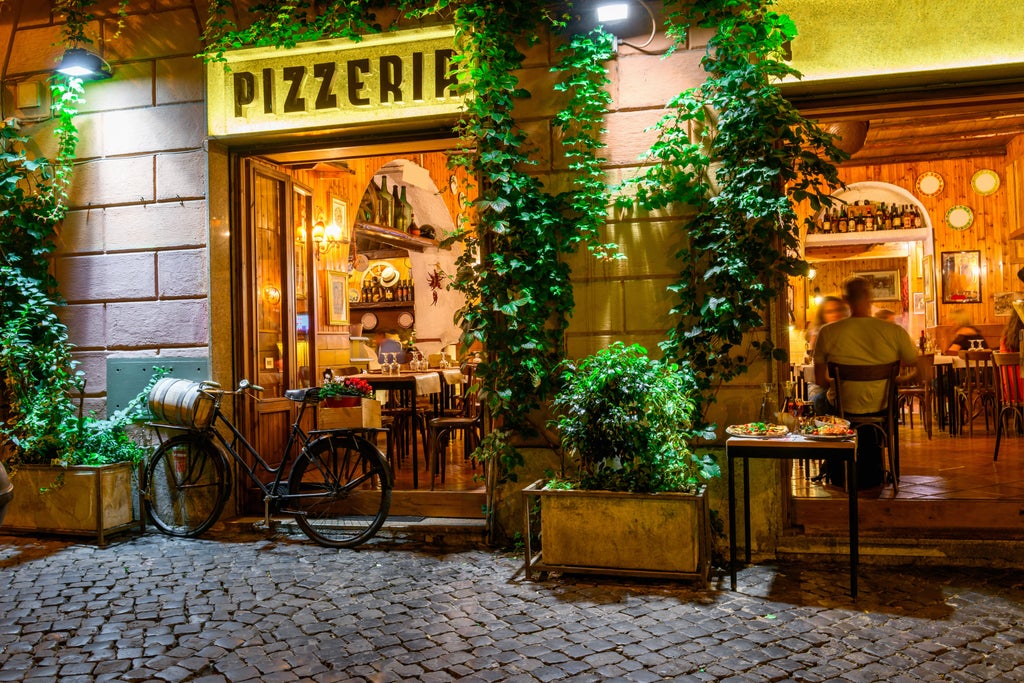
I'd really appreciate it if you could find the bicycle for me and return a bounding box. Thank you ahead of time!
[141,377,392,548]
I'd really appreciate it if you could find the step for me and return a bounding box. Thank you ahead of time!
[221,515,489,548]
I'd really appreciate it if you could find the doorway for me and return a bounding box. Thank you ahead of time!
[233,140,484,518]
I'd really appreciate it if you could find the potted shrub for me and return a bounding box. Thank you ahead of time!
[319,376,374,407]
[523,342,719,583]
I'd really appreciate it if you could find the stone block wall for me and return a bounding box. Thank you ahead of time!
[2,1,211,414]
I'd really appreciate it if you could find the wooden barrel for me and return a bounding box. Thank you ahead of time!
[147,378,215,429]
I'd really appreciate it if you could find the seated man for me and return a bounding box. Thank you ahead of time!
[813,276,925,489]
[373,330,407,364]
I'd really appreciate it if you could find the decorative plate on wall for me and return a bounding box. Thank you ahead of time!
[945,205,974,231]
[360,312,378,331]
[397,311,415,329]
[971,168,1000,196]
[916,171,944,197]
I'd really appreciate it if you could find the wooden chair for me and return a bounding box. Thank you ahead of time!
[897,353,934,439]
[427,368,482,490]
[955,350,997,437]
[993,352,1024,461]
[828,360,901,492]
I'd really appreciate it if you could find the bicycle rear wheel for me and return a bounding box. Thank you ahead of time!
[287,433,392,548]
[144,434,229,537]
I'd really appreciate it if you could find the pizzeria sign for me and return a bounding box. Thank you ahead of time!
[206,26,462,137]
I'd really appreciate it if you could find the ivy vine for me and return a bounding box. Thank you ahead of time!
[622,0,846,419]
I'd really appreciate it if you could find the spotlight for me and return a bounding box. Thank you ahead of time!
[55,48,112,80]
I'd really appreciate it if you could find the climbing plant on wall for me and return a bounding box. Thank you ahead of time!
[622,0,846,419]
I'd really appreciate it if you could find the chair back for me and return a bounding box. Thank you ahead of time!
[993,352,1024,407]
[960,349,996,395]
[827,360,901,417]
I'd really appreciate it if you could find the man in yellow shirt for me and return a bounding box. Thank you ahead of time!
[813,276,925,488]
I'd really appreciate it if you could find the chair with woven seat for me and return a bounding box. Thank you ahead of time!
[427,371,482,490]
[828,360,901,492]
[955,350,997,437]
[897,352,935,439]
[993,352,1024,461]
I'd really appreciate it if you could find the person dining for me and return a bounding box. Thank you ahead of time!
[945,324,988,354]
[805,296,848,415]
[1000,313,1024,353]
[373,329,407,364]
[813,276,926,489]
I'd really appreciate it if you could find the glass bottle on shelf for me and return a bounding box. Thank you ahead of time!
[892,204,902,229]
[820,210,832,234]
[864,203,875,231]
[375,176,393,227]
[837,207,849,233]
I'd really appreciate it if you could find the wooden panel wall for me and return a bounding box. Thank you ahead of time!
[794,137,1024,342]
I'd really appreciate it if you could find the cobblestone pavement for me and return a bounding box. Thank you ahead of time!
[2,527,1024,683]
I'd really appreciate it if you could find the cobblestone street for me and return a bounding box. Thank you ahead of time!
[2,528,1024,682]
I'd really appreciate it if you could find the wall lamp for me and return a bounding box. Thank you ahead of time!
[55,47,112,80]
[311,214,344,257]
[577,0,657,51]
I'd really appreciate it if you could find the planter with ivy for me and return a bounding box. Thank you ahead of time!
[522,343,719,584]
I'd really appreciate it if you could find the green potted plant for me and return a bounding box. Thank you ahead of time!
[523,342,719,583]
[319,376,374,408]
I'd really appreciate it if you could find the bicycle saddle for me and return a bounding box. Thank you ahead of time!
[286,387,321,402]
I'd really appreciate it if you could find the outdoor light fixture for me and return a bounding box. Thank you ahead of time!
[584,0,657,51]
[55,47,112,80]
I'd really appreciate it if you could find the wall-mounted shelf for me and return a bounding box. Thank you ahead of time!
[355,221,439,252]
[805,227,930,247]
[350,301,413,310]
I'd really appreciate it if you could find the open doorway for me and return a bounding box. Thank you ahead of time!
[234,139,484,518]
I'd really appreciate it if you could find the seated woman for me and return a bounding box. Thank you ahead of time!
[805,296,848,415]
[946,324,989,354]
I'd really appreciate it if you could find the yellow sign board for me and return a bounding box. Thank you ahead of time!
[206,26,462,137]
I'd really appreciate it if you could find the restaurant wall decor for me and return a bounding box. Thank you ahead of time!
[853,270,900,301]
[941,250,982,304]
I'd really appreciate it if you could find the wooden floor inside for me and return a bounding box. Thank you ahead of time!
[385,429,487,520]
[791,416,1024,536]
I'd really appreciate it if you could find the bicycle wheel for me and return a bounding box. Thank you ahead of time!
[287,433,391,548]
[144,434,229,537]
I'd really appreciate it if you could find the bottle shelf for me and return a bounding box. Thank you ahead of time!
[805,227,930,247]
[354,221,439,252]
[350,301,414,309]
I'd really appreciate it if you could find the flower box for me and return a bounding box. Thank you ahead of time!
[318,398,382,430]
[3,462,141,545]
[522,481,711,585]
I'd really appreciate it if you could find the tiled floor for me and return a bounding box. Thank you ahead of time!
[792,417,1024,500]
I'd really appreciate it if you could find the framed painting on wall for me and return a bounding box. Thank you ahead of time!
[331,196,348,235]
[912,292,925,315]
[941,251,982,304]
[326,270,348,325]
[854,270,900,301]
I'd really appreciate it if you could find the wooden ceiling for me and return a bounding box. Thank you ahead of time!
[790,80,1024,166]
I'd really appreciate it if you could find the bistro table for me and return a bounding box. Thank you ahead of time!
[356,371,442,489]
[727,433,860,597]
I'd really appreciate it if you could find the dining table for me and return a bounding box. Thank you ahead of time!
[727,432,860,597]
[355,370,442,489]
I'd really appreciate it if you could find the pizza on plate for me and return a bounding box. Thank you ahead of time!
[727,422,789,437]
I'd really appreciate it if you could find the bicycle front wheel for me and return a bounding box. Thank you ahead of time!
[287,433,392,548]
[144,434,229,537]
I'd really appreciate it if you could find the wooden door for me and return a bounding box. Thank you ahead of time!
[236,162,315,510]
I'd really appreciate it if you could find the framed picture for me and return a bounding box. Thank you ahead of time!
[994,291,1024,316]
[923,254,935,302]
[854,269,900,301]
[331,196,348,235]
[941,250,982,304]
[326,270,348,325]
[912,292,925,315]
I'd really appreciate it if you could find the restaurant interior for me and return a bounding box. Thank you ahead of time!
[247,141,485,516]
[787,96,1024,525]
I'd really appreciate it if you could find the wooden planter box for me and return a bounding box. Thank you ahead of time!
[3,462,141,545]
[522,480,711,586]
[318,399,382,430]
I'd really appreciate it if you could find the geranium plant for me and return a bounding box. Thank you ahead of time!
[320,377,373,399]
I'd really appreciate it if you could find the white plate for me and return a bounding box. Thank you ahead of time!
[726,425,789,439]
[916,171,943,197]
[360,312,378,331]
[397,311,414,329]
[971,169,1000,196]
[801,433,855,442]
[945,205,974,231]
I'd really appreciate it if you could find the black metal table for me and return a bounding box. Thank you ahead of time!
[727,434,860,597]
